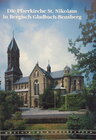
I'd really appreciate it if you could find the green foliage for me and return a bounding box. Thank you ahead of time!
[39,88,54,109]
[59,93,86,111]
[0,90,23,129]
[4,118,27,130]
[4,120,13,130]
[68,7,96,113]
[69,10,96,75]
[59,104,66,111]
[86,94,96,112]
[59,96,65,106]
[39,88,62,109]
[68,9,96,79]
[82,86,96,112]
[12,120,26,130]
[89,74,96,94]
[13,111,22,120]
[67,113,96,138]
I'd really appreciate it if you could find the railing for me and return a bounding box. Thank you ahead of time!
[0,130,96,136]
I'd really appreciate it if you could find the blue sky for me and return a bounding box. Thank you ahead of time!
[0,0,94,89]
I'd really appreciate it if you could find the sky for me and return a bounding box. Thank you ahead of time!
[0,0,94,89]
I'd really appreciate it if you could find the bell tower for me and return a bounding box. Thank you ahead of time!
[5,35,22,90]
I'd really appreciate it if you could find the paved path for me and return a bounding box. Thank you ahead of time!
[21,108,85,119]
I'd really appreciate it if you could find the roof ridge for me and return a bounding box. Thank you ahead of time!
[51,69,64,73]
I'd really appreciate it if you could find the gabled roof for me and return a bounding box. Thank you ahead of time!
[8,37,19,52]
[29,63,52,79]
[39,67,52,79]
[29,64,83,81]
[14,76,29,85]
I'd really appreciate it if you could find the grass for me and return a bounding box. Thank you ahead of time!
[25,123,67,130]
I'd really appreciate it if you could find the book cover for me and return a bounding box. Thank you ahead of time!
[0,0,96,139]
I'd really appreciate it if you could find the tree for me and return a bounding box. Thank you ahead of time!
[68,8,96,78]
[68,4,96,112]
[0,91,23,129]
[67,113,96,139]
[39,88,54,109]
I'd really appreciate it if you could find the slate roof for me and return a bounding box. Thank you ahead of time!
[39,67,52,79]
[39,67,82,79]
[14,66,82,85]
[14,76,29,84]
[51,70,64,79]
[8,37,19,52]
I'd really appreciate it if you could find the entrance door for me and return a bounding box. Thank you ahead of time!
[34,98,38,107]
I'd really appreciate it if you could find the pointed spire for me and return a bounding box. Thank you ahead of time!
[8,32,19,52]
[36,61,39,66]
[13,30,14,38]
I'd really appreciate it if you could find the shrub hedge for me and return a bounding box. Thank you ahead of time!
[59,93,86,111]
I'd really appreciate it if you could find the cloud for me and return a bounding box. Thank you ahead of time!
[0,21,12,89]
[0,21,76,89]
[17,22,76,76]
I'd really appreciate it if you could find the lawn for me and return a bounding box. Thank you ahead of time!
[25,123,67,130]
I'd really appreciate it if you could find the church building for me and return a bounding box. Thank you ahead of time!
[5,36,84,107]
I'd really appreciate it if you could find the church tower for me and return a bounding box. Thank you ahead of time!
[5,35,22,90]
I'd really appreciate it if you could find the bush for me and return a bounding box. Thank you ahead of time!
[67,113,96,130]
[59,93,86,111]
[67,113,96,138]
[13,120,26,130]
[86,94,96,112]
[4,120,13,130]
[0,91,23,129]
[13,111,22,120]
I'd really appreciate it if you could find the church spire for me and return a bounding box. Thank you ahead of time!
[13,30,14,38]
[5,34,22,91]
[8,33,19,52]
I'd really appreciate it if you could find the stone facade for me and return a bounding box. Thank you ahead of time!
[5,37,84,107]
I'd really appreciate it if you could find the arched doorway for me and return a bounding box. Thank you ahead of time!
[34,98,39,107]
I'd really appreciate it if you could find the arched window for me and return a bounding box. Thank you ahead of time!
[34,70,39,77]
[35,71,38,77]
[34,80,39,95]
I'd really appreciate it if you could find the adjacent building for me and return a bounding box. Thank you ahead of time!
[5,36,84,107]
